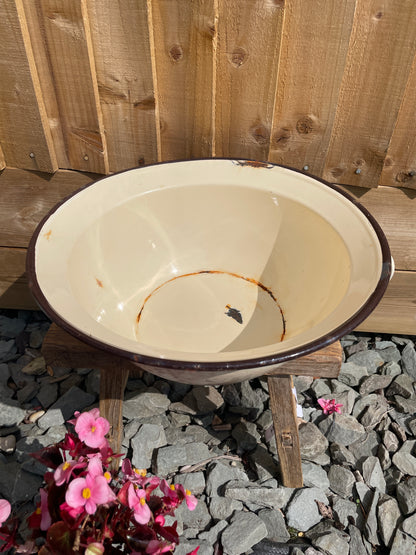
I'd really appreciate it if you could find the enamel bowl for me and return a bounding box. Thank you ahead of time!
[27,159,392,384]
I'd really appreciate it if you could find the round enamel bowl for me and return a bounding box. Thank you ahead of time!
[27,159,392,385]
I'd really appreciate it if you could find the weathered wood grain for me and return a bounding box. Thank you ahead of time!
[340,184,416,272]
[87,0,158,172]
[267,341,342,379]
[356,270,416,335]
[215,0,283,159]
[42,323,140,375]
[268,375,303,487]
[0,0,57,172]
[379,51,416,190]
[0,247,37,310]
[0,168,92,248]
[150,0,215,160]
[36,0,108,173]
[323,0,416,188]
[268,0,355,175]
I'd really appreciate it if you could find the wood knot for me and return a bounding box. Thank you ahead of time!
[296,116,314,135]
[396,171,415,183]
[271,128,291,149]
[374,11,383,19]
[169,45,183,62]
[134,96,155,110]
[250,123,270,146]
[228,47,248,68]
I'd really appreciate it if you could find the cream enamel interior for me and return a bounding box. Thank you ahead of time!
[34,160,383,364]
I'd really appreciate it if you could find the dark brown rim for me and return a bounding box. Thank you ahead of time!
[26,159,392,372]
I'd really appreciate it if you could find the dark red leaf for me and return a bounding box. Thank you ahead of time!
[30,445,63,470]
[46,521,76,555]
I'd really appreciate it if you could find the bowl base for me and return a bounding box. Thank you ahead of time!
[135,270,285,354]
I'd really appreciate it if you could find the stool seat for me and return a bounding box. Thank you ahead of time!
[42,323,342,487]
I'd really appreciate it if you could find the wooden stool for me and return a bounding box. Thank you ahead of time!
[42,324,342,488]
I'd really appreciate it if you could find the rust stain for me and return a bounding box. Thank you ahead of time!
[43,230,52,240]
[136,270,286,341]
[233,160,273,169]
[95,278,104,288]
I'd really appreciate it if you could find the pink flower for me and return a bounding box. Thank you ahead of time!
[39,488,51,531]
[145,539,175,554]
[54,458,87,486]
[65,458,116,514]
[128,484,151,525]
[317,398,343,415]
[160,479,180,509]
[176,484,198,510]
[0,499,11,526]
[74,409,110,449]
[160,480,198,511]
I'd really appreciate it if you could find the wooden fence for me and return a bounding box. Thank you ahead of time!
[0,0,415,333]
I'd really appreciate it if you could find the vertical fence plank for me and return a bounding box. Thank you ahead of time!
[214,0,283,160]
[323,0,416,188]
[0,0,57,172]
[379,53,416,191]
[150,0,215,161]
[87,1,158,172]
[37,0,108,174]
[268,0,356,175]
[23,1,70,169]
[0,145,5,170]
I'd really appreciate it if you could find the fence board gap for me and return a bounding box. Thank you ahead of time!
[323,0,416,188]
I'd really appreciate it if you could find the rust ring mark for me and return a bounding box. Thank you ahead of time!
[136,270,286,341]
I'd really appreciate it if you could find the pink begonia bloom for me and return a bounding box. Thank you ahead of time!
[145,539,175,554]
[65,459,116,514]
[176,484,198,510]
[54,458,86,486]
[128,484,151,525]
[74,409,110,449]
[0,499,11,526]
[317,398,343,415]
[39,488,52,531]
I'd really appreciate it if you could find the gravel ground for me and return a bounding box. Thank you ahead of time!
[0,308,416,554]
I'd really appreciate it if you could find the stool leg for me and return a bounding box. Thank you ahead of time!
[268,375,303,488]
[99,366,129,463]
